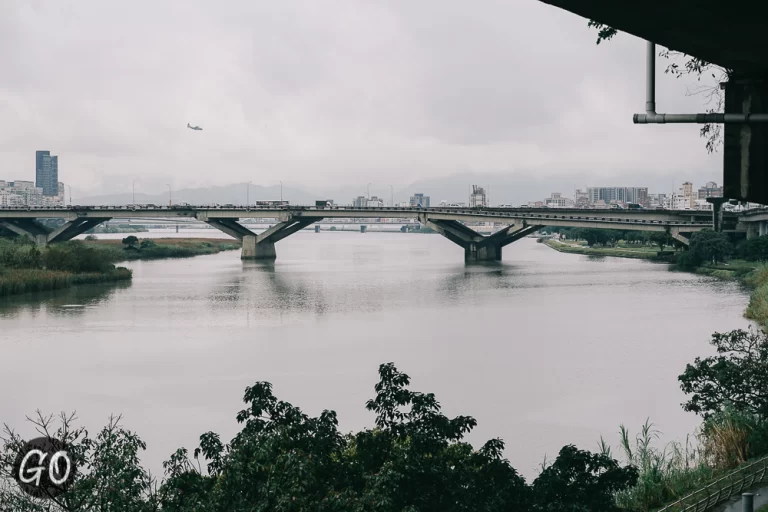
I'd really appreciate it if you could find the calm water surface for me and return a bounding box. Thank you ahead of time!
[0,231,753,478]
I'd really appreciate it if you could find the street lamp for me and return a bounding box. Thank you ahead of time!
[132,180,137,204]
[390,185,394,206]
[367,182,372,199]
[247,181,251,206]
[66,185,72,206]
[165,184,172,206]
[279,181,283,202]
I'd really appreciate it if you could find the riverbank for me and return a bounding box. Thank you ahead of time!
[544,239,664,260]
[83,237,241,261]
[0,237,240,298]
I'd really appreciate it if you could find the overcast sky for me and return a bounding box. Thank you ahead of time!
[0,0,724,196]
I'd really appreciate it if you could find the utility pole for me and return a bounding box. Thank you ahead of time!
[390,185,394,206]
[132,180,136,204]
[247,181,251,206]
[279,181,283,202]
[367,182,372,199]
[166,184,172,206]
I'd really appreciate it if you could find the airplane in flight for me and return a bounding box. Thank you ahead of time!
[187,123,203,131]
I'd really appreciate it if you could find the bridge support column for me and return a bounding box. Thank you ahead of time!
[418,214,542,263]
[747,222,760,239]
[465,242,502,262]
[199,215,321,261]
[0,219,51,246]
[241,235,276,260]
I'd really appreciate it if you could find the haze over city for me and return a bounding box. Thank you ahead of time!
[0,0,721,199]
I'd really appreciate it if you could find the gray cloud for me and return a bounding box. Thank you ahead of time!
[0,0,724,197]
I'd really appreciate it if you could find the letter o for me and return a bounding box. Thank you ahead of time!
[49,451,71,486]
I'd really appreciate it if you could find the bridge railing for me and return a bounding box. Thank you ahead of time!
[656,455,768,512]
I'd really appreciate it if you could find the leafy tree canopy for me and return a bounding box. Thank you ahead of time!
[1,364,639,511]
[679,329,768,419]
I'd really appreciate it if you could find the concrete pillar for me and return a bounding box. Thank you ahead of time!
[241,236,277,260]
[747,222,760,239]
[465,242,501,262]
[314,225,320,233]
[360,225,367,233]
[34,234,48,247]
[241,235,256,259]
[760,221,767,237]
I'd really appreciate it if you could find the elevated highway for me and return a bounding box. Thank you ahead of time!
[0,205,739,262]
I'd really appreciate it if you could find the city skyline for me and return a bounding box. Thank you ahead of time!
[0,1,722,197]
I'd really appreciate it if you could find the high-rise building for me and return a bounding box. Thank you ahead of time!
[352,196,367,208]
[469,185,487,207]
[698,181,724,200]
[409,193,430,208]
[35,150,59,196]
[586,187,648,206]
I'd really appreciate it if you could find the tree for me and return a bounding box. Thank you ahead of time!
[736,235,768,262]
[679,329,768,419]
[689,229,732,264]
[647,232,673,251]
[0,412,158,512]
[587,21,730,154]
[122,236,139,247]
[139,239,156,249]
[531,445,638,512]
[1,364,640,511]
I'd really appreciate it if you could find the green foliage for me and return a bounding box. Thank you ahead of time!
[0,364,640,511]
[736,236,768,262]
[689,229,732,264]
[612,420,717,512]
[122,235,139,247]
[675,250,702,270]
[139,239,156,249]
[646,232,674,251]
[44,241,119,273]
[532,445,638,511]
[0,238,42,270]
[679,329,768,419]
[84,234,98,241]
[0,413,157,511]
[586,21,617,44]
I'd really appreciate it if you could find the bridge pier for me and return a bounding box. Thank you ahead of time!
[418,214,541,263]
[0,218,108,246]
[200,214,321,260]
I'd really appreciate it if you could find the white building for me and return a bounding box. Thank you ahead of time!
[544,192,574,208]
[0,179,64,206]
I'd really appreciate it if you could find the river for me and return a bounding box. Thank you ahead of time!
[0,230,753,479]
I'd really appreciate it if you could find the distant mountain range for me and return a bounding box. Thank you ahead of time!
[77,170,720,207]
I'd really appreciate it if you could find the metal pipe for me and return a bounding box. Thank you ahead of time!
[646,41,656,115]
[635,40,768,125]
[742,492,754,512]
[635,113,768,124]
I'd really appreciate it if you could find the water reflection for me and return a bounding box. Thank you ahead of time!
[0,282,131,318]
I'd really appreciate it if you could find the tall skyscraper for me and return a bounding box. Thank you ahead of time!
[35,150,59,196]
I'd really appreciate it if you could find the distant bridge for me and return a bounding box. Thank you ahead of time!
[0,205,747,262]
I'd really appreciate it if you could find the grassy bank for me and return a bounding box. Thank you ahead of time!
[83,237,241,260]
[0,268,133,297]
[0,237,240,298]
[545,239,667,260]
[0,239,134,298]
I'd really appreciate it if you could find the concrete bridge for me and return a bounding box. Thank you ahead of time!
[0,205,739,262]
